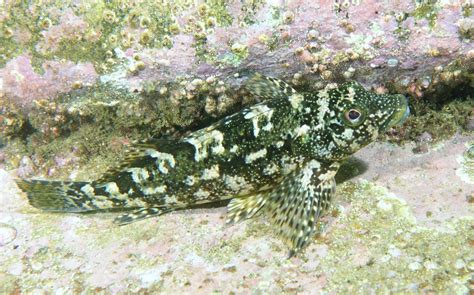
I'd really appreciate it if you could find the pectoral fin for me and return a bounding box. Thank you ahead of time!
[230,160,337,256]
[269,181,336,257]
[266,161,338,257]
[226,193,267,224]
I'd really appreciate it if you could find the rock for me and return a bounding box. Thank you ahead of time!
[416,132,433,143]
[466,117,474,131]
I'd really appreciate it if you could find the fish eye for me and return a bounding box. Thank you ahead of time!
[342,108,365,127]
[345,109,361,121]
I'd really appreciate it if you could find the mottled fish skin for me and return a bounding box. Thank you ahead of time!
[16,73,409,256]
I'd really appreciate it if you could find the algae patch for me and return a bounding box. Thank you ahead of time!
[387,93,473,145]
[318,180,472,293]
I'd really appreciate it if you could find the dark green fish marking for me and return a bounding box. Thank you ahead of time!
[17,73,409,256]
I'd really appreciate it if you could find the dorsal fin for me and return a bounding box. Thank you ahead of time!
[245,73,298,100]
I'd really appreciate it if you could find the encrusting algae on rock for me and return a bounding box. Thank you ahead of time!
[16,73,409,257]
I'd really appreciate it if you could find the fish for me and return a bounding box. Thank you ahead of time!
[16,73,409,257]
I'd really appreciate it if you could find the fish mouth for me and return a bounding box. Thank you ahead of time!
[386,94,410,128]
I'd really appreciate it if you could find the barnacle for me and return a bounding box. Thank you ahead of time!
[103,9,116,23]
[38,17,52,29]
[139,30,152,45]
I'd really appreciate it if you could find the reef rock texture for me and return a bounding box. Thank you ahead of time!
[1,55,98,108]
[0,1,473,293]
[0,0,473,177]
[1,0,473,107]
[0,135,472,293]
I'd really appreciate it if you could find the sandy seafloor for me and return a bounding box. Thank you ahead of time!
[0,134,472,293]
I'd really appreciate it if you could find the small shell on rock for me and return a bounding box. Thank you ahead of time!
[343,67,356,79]
[135,61,145,71]
[205,76,216,84]
[283,11,295,24]
[294,47,305,55]
[467,50,474,60]
[321,70,332,80]
[71,81,83,89]
[0,223,17,246]
[307,29,319,40]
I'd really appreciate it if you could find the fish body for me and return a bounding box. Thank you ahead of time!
[17,74,409,256]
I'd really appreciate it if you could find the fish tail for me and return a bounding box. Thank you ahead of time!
[16,179,119,212]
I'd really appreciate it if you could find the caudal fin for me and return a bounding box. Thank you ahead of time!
[16,179,104,212]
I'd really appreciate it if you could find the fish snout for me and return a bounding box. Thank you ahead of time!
[386,94,410,129]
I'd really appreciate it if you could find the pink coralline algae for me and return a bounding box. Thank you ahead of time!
[128,34,197,85]
[0,55,98,108]
[36,8,89,54]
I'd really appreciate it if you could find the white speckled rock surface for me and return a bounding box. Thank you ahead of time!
[1,135,472,293]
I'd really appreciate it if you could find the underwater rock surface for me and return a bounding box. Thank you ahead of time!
[1,135,472,293]
[0,0,473,293]
[0,0,472,180]
[1,0,473,105]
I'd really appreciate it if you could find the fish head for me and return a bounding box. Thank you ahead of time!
[315,81,409,160]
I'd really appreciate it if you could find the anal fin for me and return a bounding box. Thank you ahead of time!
[114,207,173,225]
